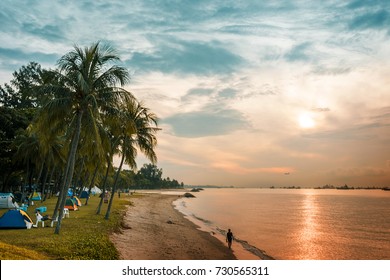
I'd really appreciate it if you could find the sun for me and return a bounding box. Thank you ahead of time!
[298,113,315,128]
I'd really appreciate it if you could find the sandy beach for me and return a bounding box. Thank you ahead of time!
[110,193,236,260]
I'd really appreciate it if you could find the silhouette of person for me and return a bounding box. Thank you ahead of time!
[226,228,234,249]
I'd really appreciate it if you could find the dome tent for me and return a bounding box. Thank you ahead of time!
[30,191,42,201]
[0,209,33,229]
[71,196,82,207]
[0,193,19,209]
[64,198,78,211]
[80,191,89,199]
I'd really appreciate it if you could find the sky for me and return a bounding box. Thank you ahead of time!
[1,0,390,188]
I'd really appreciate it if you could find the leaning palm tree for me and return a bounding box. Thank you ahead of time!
[40,42,132,234]
[104,99,159,220]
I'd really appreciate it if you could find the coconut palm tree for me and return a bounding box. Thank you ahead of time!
[104,99,159,220]
[13,125,40,199]
[33,119,65,201]
[40,42,132,234]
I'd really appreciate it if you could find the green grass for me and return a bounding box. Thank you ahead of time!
[0,194,132,260]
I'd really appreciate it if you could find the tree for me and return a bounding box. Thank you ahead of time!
[0,107,30,191]
[0,62,55,109]
[138,164,163,187]
[104,99,159,219]
[0,61,61,192]
[40,42,132,234]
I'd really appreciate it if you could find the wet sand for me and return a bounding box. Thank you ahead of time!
[110,193,236,260]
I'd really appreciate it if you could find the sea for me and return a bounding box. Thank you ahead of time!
[172,188,390,260]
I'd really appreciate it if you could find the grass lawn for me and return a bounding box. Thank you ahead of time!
[0,194,133,260]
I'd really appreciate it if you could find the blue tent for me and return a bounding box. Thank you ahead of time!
[67,189,73,197]
[0,209,33,229]
[80,191,89,199]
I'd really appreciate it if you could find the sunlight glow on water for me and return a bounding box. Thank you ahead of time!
[298,191,320,259]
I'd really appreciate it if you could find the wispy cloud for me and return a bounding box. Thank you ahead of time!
[163,108,250,138]
[127,39,243,75]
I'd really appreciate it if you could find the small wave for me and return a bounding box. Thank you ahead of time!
[191,214,213,225]
[235,238,275,260]
[216,227,274,260]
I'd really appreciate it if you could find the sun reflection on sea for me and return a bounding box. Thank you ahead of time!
[297,190,322,259]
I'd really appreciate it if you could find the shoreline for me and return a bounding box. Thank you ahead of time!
[110,193,237,260]
[172,197,272,260]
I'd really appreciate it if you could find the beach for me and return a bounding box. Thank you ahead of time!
[110,193,236,260]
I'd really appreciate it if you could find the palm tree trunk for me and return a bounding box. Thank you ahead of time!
[35,159,45,192]
[45,167,55,200]
[52,146,71,220]
[28,163,34,193]
[51,170,64,219]
[78,169,89,197]
[55,110,83,234]
[96,159,111,214]
[105,138,126,220]
[73,157,84,195]
[52,170,62,196]
[40,164,49,201]
[85,164,98,206]
[22,160,30,201]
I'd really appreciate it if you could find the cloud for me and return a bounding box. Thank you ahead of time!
[284,42,314,62]
[303,121,390,141]
[163,108,250,138]
[181,88,214,102]
[0,7,19,32]
[312,107,330,112]
[21,22,65,43]
[327,167,387,179]
[370,107,390,121]
[218,88,238,99]
[127,39,243,75]
[211,161,294,175]
[344,1,390,34]
[313,66,351,76]
[348,9,390,31]
[0,47,58,68]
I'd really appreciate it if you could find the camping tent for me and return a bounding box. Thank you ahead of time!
[0,193,19,209]
[80,191,89,199]
[71,196,82,207]
[30,191,42,201]
[0,209,33,229]
[64,198,78,211]
[90,186,102,195]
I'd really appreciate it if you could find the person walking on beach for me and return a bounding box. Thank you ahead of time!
[226,229,234,249]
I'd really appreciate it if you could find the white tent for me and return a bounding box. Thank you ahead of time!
[91,186,102,195]
[0,193,19,209]
[83,186,102,195]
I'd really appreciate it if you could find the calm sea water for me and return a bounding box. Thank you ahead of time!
[173,188,390,260]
